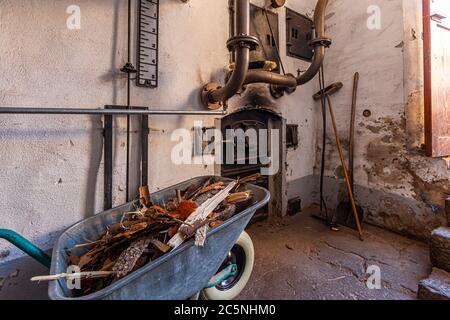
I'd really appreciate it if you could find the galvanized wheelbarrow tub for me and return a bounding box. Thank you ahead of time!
[48,176,270,300]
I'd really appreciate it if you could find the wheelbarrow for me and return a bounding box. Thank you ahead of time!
[0,176,270,300]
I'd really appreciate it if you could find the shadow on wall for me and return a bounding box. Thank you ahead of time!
[89,0,122,214]
[84,117,104,219]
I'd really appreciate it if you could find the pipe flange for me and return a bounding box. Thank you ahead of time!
[201,82,225,110]
[270,84,297,99]
[309,37,332,48]
[269,73,297,99]
[227,35,260,51]
[270,84,285,99]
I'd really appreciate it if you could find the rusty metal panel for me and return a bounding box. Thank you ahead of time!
[286,8,313,61]
[424,0,450,157]
[249,4,280,71]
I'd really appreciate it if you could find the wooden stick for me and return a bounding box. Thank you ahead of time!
[188,177,212,200]
[176,189,182,203]
[327,95,364,241]
[31,271,114,282]
[168,181,237,248]
[139,186,151,206]
[69,240,101,250]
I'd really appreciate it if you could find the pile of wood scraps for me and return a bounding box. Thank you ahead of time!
[31,175,259,296]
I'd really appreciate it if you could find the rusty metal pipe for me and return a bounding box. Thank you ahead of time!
[206,0,251,106]
[296,0,328,85]
[234,0,249,35]
[243,0,329,89]
[243,70,297,87]
[209,47,250,103]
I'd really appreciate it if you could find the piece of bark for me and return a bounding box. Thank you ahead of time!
[179,219,210,238]
[188,177,213,200]
[195,225,208,247]
[115,222,149,239]
[238,173,261,184]
[234,173,261,191]
[168,200,197,221]
[150,239,171,253]
[78,249,99,270]
[168,181,236,248]
[107,218,152,234]
[195,190,220,205]
[77,221,166,270]
[430,227,450,272]
[139,186,152,206]
[194,182,224,198]
[101,259,115,271]
[112,238,150,278]
[168,225,179,238]
[226,191,252,204]
[165,198,179,212]
[418,268,450,300]
[182,183,198,200]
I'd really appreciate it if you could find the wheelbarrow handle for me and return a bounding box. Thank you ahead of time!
[0,229,51,269]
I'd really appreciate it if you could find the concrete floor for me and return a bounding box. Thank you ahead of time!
[0,207,431,300]
[239,207,431,300]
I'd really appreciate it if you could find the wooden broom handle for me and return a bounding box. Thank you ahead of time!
[326,95,364,241]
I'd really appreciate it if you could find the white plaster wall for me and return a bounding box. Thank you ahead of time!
[316,0,450,239]
[0,0,318,263]
[319,0,405,193]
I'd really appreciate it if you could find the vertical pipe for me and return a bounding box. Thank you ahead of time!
[104,113,113,210]
[208,0,252,104]
[141,114,149,187]
[125,0,132,202]
[234,0,250,35]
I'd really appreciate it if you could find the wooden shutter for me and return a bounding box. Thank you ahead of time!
[423,0,450,157]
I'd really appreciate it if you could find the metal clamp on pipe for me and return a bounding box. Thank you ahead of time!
[226,35,260,51]
[309,37,332,48]
[201,0,259,110]
[201,0,330,105]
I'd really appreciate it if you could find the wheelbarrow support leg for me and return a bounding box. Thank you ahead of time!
[0,229,51,269]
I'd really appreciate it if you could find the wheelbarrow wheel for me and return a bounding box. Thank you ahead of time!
[200,231,254,300]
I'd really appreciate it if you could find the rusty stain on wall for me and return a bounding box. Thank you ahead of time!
[315,0,450,241]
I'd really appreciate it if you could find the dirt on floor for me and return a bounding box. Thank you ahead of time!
[238,206,431,300]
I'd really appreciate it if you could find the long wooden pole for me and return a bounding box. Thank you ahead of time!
[326,95,364,241]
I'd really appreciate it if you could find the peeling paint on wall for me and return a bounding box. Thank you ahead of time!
[315,0,450,241]
[0,0,319,263]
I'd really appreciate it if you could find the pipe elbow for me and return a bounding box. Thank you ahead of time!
[201,0,255,109]
[296,0,330,85]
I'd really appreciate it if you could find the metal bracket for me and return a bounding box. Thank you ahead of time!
[103,106,150,210]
